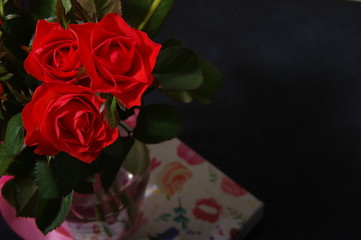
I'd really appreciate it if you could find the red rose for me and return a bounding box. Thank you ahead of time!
[24,20,83,84]
[69,13,161,108]
[22,82,118,163]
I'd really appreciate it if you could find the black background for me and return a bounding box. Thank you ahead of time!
[2,0,361,239]
[157,0,361,239]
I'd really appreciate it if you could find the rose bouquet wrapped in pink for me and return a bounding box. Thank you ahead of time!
[0,0,222,236]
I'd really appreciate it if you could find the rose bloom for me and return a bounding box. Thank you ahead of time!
[22,82,118,163]
[69,13,161,109]
[24,20,83,84]
[156,161,192,196]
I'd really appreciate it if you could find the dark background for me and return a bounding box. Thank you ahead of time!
[158,0,361,239]
[2,0,361,239]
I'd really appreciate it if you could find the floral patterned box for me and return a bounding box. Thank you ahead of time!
[0,139,263,240]
[129,139,264,240]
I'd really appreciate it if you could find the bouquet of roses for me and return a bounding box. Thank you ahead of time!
[0,0,222,235]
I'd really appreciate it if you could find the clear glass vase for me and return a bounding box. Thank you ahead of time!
[65,167,150,240]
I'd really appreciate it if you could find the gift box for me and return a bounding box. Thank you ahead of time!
[0,139,263,240]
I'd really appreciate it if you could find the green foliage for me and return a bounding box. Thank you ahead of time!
[29,0,56,20]
[153,47,203,91]
[0,143,13,176]
[163,91,193,103]
[70,0,122,22]
[154,42,222,104]
[1,178,15,208]
[4,113,24,156]
[36,152,92,199]
[94,0,122,20]
[2,175,72,234]
[191,59,223,104]
[161,38,182,49]
[0,0,223,235]
[7,146,38,177]
[2,177,39,217]
[124,0,174,38]
[2,0,34,51]
[69,0,94,22]
[98,136,134,191]
[0,67,14,81]
[6,82,32,103]
[56,0,68,28]
[104,94,118,129]
[134,104,185,144]
[122,139,150,175]
[35,193,72,235]
[13,177,39,217]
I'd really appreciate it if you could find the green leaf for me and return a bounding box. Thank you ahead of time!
[161,38,182,49]
[94,0,122,20]
[191,59,223,104]
[0,67,7,74]
[0,73,13,82]
[0,0,4,19]
[29,0,56,20]
[2,178,16,208]
[163,91,193,103]
[4,13,21,20]
[4,113,24,156]
[56,0,68,28]
[7,146,38,177]
[98,137,135,191]
[6,82,32,103]
[36,152,92,199]
[13,177,39,217]
[104,94,118,129]
[2,177,40,218]
[71,0,121,23]
[153,47,203,91]
[36,193,72,235]
[70,0,95,22]
[122,139,150,175]
[124,0,174,38]
[61,0,72,12]
[134,104,185,144]
[0,143,13,176]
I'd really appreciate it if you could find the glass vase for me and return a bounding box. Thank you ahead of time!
[65,167,150,240]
